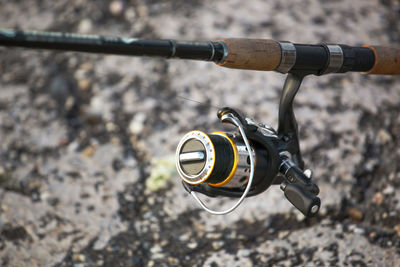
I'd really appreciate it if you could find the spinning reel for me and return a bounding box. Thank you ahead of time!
[176,73,321,217]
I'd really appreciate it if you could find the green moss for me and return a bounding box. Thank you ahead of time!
[146,156,177,192]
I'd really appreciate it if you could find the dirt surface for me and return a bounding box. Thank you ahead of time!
[0,0,400,266]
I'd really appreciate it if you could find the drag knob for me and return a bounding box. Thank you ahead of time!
[179,139,207,176]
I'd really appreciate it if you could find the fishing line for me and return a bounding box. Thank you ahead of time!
[176,95,221,110]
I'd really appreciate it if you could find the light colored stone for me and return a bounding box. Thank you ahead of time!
[77,19,93,34]
[109,1,123,16]
[383,185,394,195]
[372,192,384,205]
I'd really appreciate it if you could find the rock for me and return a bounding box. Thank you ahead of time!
[64,96,75,110]
[193,220,205,232]
[72,254,86,263]
[125,8,136,22]
[0,166,5,177]
[81,145,95,158]
[77,19,93,34]
[278,230,290,239]
[128,112,146,135]
[47,197,60,207]
[347,208,363,222]
[353,227,365,235]
[394,225,400,237]
[369,232,376,238]
[187,242,197,249]
[109,1,124,16]
[78,79,91,91]
[206,232,223,239]
[371,192,384,205]
[377,129,392,144]
[0,167,12,186]
[237,249,251,257]
[1,204,8,211]
[179,233,190,242]
[383,185,394,195]
[168,257,179,265]
[106,122,117,132]
[79,63,93,71]
[136,4,149,18]
[321,219,333,226]
[1,224,31,241]
[212,241,224,250]
[58,137,69,147]
[50,75,70,104]
[88,96,104,117]
[150,245,162,254]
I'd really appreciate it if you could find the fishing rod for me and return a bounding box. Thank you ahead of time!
[2,29,399,74]
[1,29,399,217]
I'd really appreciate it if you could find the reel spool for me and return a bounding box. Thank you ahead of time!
[176,131,257,189]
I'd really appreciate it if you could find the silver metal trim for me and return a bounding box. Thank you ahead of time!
[303,169,312,179]
[0,29,17,38]
[322,44,343,74]
[276,41,296,74]
[280,158,295,176]
[280,183,287,191]
[279,151,292,159]
[217,41,229,64]
[311,205,319,214]
[169,40,176,57]
[179,151,205,163]
[208,42,215,61]
[245,118,278,138]
[279,151,294,176]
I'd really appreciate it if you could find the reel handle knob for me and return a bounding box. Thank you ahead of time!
[281,182,321,217]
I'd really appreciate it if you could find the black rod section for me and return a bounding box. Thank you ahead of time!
[0,29,225,62]
[290,43,375,74]
[291,44,328,73]
[337,45,375,73]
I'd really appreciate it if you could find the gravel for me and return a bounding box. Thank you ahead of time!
[0,0,399,266]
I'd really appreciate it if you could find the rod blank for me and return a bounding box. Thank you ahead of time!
[0,29,225,62]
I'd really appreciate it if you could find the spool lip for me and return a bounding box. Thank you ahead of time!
[176,130,216,185]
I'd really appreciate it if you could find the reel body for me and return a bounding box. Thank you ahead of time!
[177,121,279,196]
[176,73,322,217]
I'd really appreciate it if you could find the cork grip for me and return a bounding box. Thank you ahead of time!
[364,45,400,75]
[217,38,281,71]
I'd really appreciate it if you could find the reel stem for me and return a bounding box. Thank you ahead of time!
[278,72,307,168]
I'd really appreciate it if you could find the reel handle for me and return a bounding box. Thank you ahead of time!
[279,154,320,217]
[281,182,320,217]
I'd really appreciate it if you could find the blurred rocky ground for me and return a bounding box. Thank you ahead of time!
[0,0,399,266]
